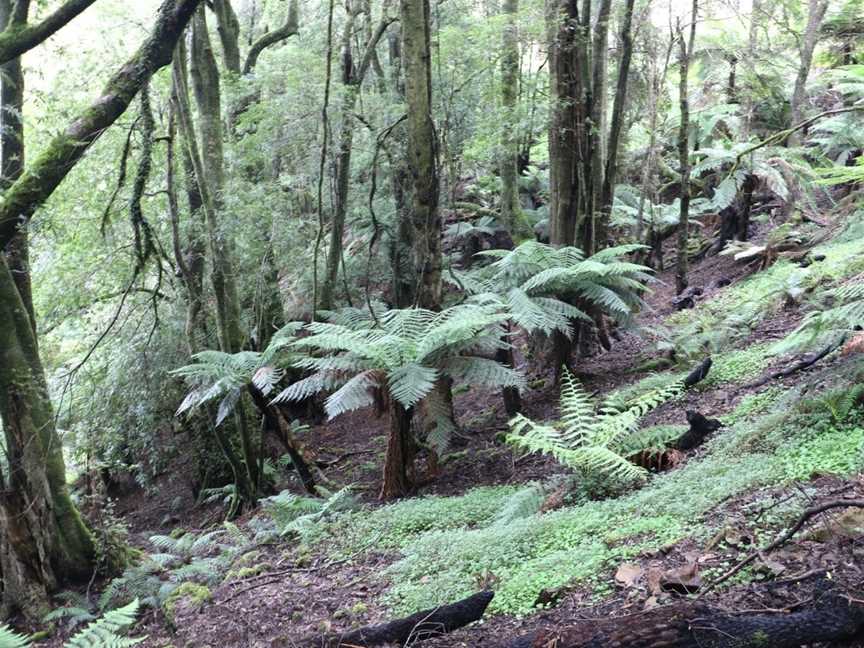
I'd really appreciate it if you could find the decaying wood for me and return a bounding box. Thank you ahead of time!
[297,590,494,647]
[682,357,712,388]
[739,337,844,392]
[675,411,723,450]
[503,592,864,647]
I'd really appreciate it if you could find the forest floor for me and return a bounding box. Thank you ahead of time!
[46,210,864,647]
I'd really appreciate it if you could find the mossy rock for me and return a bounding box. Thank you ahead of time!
[223,562,270,583]
[163,583,212,624]
[169,528,187,540]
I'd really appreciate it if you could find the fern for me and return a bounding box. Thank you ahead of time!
[0,626,31,648]
[261,487,359,536]
[773,276,864,353]
[459,240,652,341]
[173,322,305,423]
[272,303,524,452]
[507,368,682,483]
[1,601,146,648]
[64,600,144,648]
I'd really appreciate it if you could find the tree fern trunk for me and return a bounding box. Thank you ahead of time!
[497,342,522,415]
[381,400,416,499]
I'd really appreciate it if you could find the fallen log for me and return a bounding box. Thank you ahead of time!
[298,590,494,647]
[739,338,844,392]
[503,592,864,647]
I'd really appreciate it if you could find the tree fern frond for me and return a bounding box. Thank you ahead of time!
[325,370,379,418]
[387,363,439,408]
[442,357,525,390]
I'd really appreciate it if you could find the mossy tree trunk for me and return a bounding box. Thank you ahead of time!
[499,0,527,239]
[0,0,205,252]
[175,11,259,508]
[401,0,441,311]
[0,258,96,618]
[675,0,697,296]
[0,0,202,619]
[547,0,584,248]
[211,0,241,75]
[0,0,97,65]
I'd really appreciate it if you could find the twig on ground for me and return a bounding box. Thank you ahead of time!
[702,498,864,595]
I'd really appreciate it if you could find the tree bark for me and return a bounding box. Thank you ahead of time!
[499,0,525,238]
[0,258,96,618]
[0,0,30,328]
[584,0,611,254]
[547,0,583,247]
[298,590,494,647]
[211,0,241,74]
[505,594,864,648]
[597,0,635,236]
[380,399,415,499]
[675,1,697,296]
[788,0,828,147]
[0,0,205,253]
[401,0,441,310]
[0,0,97,65]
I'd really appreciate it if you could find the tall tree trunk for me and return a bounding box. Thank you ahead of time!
[547,0,583,247]
[320,6,392,309]
[743,0,761,138]
[598,0,635,236]
[499,0,526,238]
[675,1,697,296]
[212,0,242,74]
[401,0,441,310]
[180,12,259,506]
[788,0,828,146]
[0,258,96,618]
[584,0,611,254]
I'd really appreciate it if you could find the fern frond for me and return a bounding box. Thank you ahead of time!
[64,599,144,648]
[0,625,31,648]
[325,370,379,418]
[387,363,438,408]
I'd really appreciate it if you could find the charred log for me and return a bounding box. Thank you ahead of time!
[676,410,723,450]
[299,590,494,647]
[503,592,864,648]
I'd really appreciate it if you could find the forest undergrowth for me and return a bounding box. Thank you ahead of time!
[35,205,863,647]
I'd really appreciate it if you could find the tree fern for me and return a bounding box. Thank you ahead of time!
[458,240,653,337]
[173,322,305,423]
[272,303,524,452]
[507,369,683,482]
